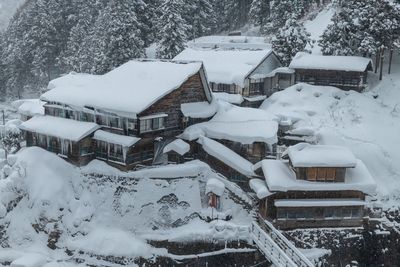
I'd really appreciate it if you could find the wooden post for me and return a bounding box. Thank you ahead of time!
[379,48,385,81]
[375,48,380,73]
[388,47,394,74]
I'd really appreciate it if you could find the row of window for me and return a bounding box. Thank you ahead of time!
[210,82,240,94]
[277,207,363,220]
[46,106,170,134]
[306,167,337,181]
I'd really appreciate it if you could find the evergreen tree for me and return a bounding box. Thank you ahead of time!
[156,0,188,59]
[319,0,400,56]
[249,0,271,27]
[185,0,216,40]
[272,16,312,66]
[91,0,145,73]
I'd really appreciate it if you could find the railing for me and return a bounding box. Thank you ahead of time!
[251,222,298,267]
[257,215,314,267]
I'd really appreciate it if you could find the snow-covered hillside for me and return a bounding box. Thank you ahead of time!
[261,53,400,207]
[0,0,24,31]
[0,147,254,265]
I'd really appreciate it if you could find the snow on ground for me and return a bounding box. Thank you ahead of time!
[260,81,400,206]
[0,147,253,264]
[304,5,336,54]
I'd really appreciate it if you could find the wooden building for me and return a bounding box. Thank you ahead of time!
[179,105,279,165]
[252,143,376,229]
[174,36,283,107]
[289,53,373,92]
[20,60,215,170]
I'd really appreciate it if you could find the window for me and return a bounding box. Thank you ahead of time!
[307,168,317,181]
[140,117,165,132]
[127,119,136,130]
[317,168,327,181]
[342,208,352,218]
[326,168,336,181]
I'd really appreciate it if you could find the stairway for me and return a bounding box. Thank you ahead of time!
[251,216,314,267]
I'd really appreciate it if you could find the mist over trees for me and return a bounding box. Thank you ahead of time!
[0,0,398,100]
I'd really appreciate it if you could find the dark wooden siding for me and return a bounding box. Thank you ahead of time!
[138,72,210,138]
[294,69,368,92]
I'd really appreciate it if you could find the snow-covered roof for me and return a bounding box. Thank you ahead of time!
[41,60,206,117]
[289,52,373,72]
[187,35,270,50]
[174,47,273,87]
[197,136,256,177]
[180,105,278,145]
[10,253,46,267]
[13,99,45,117]
[250,67,295,79]
[19,116,99,142]
[287,143,357,168]
[249,178,273,199]
[93,130,140,147]
[206,177,225,196]
[163,139,190,155]
[274,198,366,207]
[213,92,244,105]
[254,159,376,195]
[181,101,217,119]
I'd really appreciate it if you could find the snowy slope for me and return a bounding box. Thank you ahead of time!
[304,5,336,54]
[261,82,400,205]
[0,147,253,264]
[0,0,25,31]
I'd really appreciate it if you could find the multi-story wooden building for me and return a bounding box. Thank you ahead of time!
[174,36,284,107]
[20,60,216,170]
[289,53,373,92]
[252,143,376,229]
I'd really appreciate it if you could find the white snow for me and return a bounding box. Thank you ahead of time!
[254,159,376,194]
[174,47,272,87]
[205,177,225,196]
[19,115,99,142]
[289,52,373,72]
[163,139,190,156]
[213,92,244,105]
[12,99,45,117]
[93,130,140,147]
[187,35,270,50]
[197,136,255,177]
[274,198,366,207]
[41,60,205,116]
[180,104,278,145]
[250,67,295,79]
[82,159,211,179]
[67,227,161,257]
[180,101,217,118]
[287,143,357,168]
[249,178,272,199]
[260,82,399,201]
[10,253,46,267]
[304,6,336,54]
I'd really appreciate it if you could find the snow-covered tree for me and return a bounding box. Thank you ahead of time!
[91,0,145,73]
[319,0,400,56]
[185,0,216,40]
[272,16,312,66]
[249,0,271,27]
[156,0,188,59]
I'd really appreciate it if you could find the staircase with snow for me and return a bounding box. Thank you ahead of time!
[251,215,314,267]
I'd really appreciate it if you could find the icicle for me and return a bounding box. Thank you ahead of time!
[122,146,127,163]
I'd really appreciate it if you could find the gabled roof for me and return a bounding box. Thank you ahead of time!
[174,47,274,87]
[253,159,376,195]
[286,143,357,168]
[289,52,373,72]
[19,115,99,142]
[41,60,210,118]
